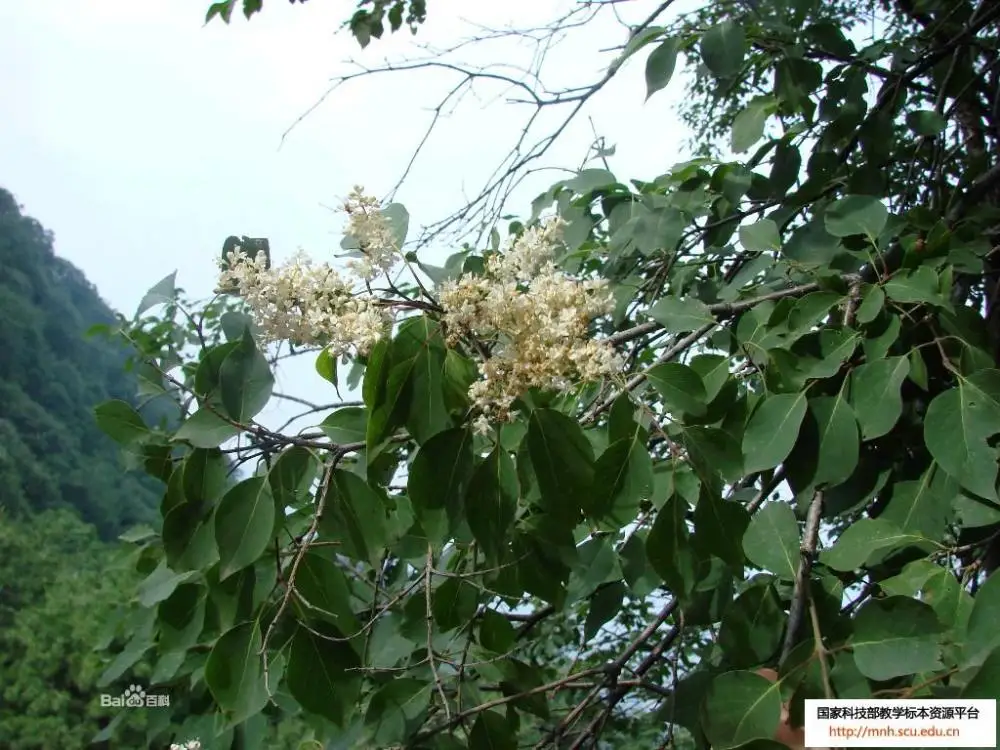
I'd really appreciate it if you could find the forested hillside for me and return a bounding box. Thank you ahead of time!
[0,187,165,747]
[0,187,166,537]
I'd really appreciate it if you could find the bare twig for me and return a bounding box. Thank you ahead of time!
[778,490,824,670]
[260,455,340,694]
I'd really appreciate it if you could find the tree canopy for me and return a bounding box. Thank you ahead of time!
[87,0,1000,748]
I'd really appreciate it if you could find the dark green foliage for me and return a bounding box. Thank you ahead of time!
[0,510,152,749]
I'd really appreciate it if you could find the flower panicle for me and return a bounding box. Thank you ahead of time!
[215,206,621,433]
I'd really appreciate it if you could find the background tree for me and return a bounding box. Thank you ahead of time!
[90,0,1000,747]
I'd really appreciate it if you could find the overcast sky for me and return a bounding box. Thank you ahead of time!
[1,0,697,427]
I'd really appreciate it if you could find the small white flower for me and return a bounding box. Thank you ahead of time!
[341,186,398,280]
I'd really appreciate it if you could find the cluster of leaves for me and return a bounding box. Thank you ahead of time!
[94,0,1000,748]
[205,0,427,48]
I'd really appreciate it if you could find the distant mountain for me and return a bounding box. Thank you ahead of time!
[0,187,166,538]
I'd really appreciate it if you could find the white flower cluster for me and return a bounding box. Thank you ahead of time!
[439,218,620,432]
[341,185,399,280]
[217,187,400,355]
[217,248,391,356]
[170,740,201,750]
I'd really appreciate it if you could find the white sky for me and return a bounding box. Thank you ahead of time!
[0,0,698,426]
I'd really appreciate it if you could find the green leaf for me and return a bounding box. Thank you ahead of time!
[286,625,361,726]
[215,477,276,581]
[174,409,240,448]
[195,340,240,397]
[906,109,947,136]
[442,348,476,411]
[94,400,150,445]
[769,140,801,196]
[909,347,929,390]
[787,292,842,333]
[963,570,1000,668]
[381,202,410,248]
[646,496,696,597]
[408,427,475,544]
[566,536,622,605]
[855,284,884,324]
[295,552,361,636]
[527,409,594,519]
[136,562,199,607]
[365,679,431,746]
[920,564,973,637]
[742,502,799,580]
[320,470,388,568]
[406,336,450,444]
[689,354,732,401]
[119,524,157,543]
[469,710,516,750]
[847,356,909,440]
[683,426,744,484]
[466,446,518,561]
[878,465,956,539]
[800,328,859,380]
[809,394,860,487]
[645,37,680,100]
[242,0,263,19]
[315,348,338,386]
[692,489,751,568]
[158,583,206,653]
[97,633,152,688]
[700,21,746,78]
[647,296,715,334]
[220,310,257,342]
[821,518,933,572]
[851,597,944,680]
[320,407,368,444]
[701,671,782,750]
[731,98,773,153]
[617,25,666,67]
[739,218,780,252]
[825,194,888,238]
[962,647,1000,698]
[619,532,658,598]
[584,581,626,642]
[718,585,785,667]
[742,393,808,474]
[883,267,944,307]
[204,622,269,725]
[219,329,274,422]
[135,270,177,316]
[591,438,653,524]
[647,363,708,417]
[268,445,317,509]
[924,373,1000,500]
[563,168,618,195]
[182,448,228,510]
[433,577,479,632]
[479,610,516,654]
[366,353,414,457]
